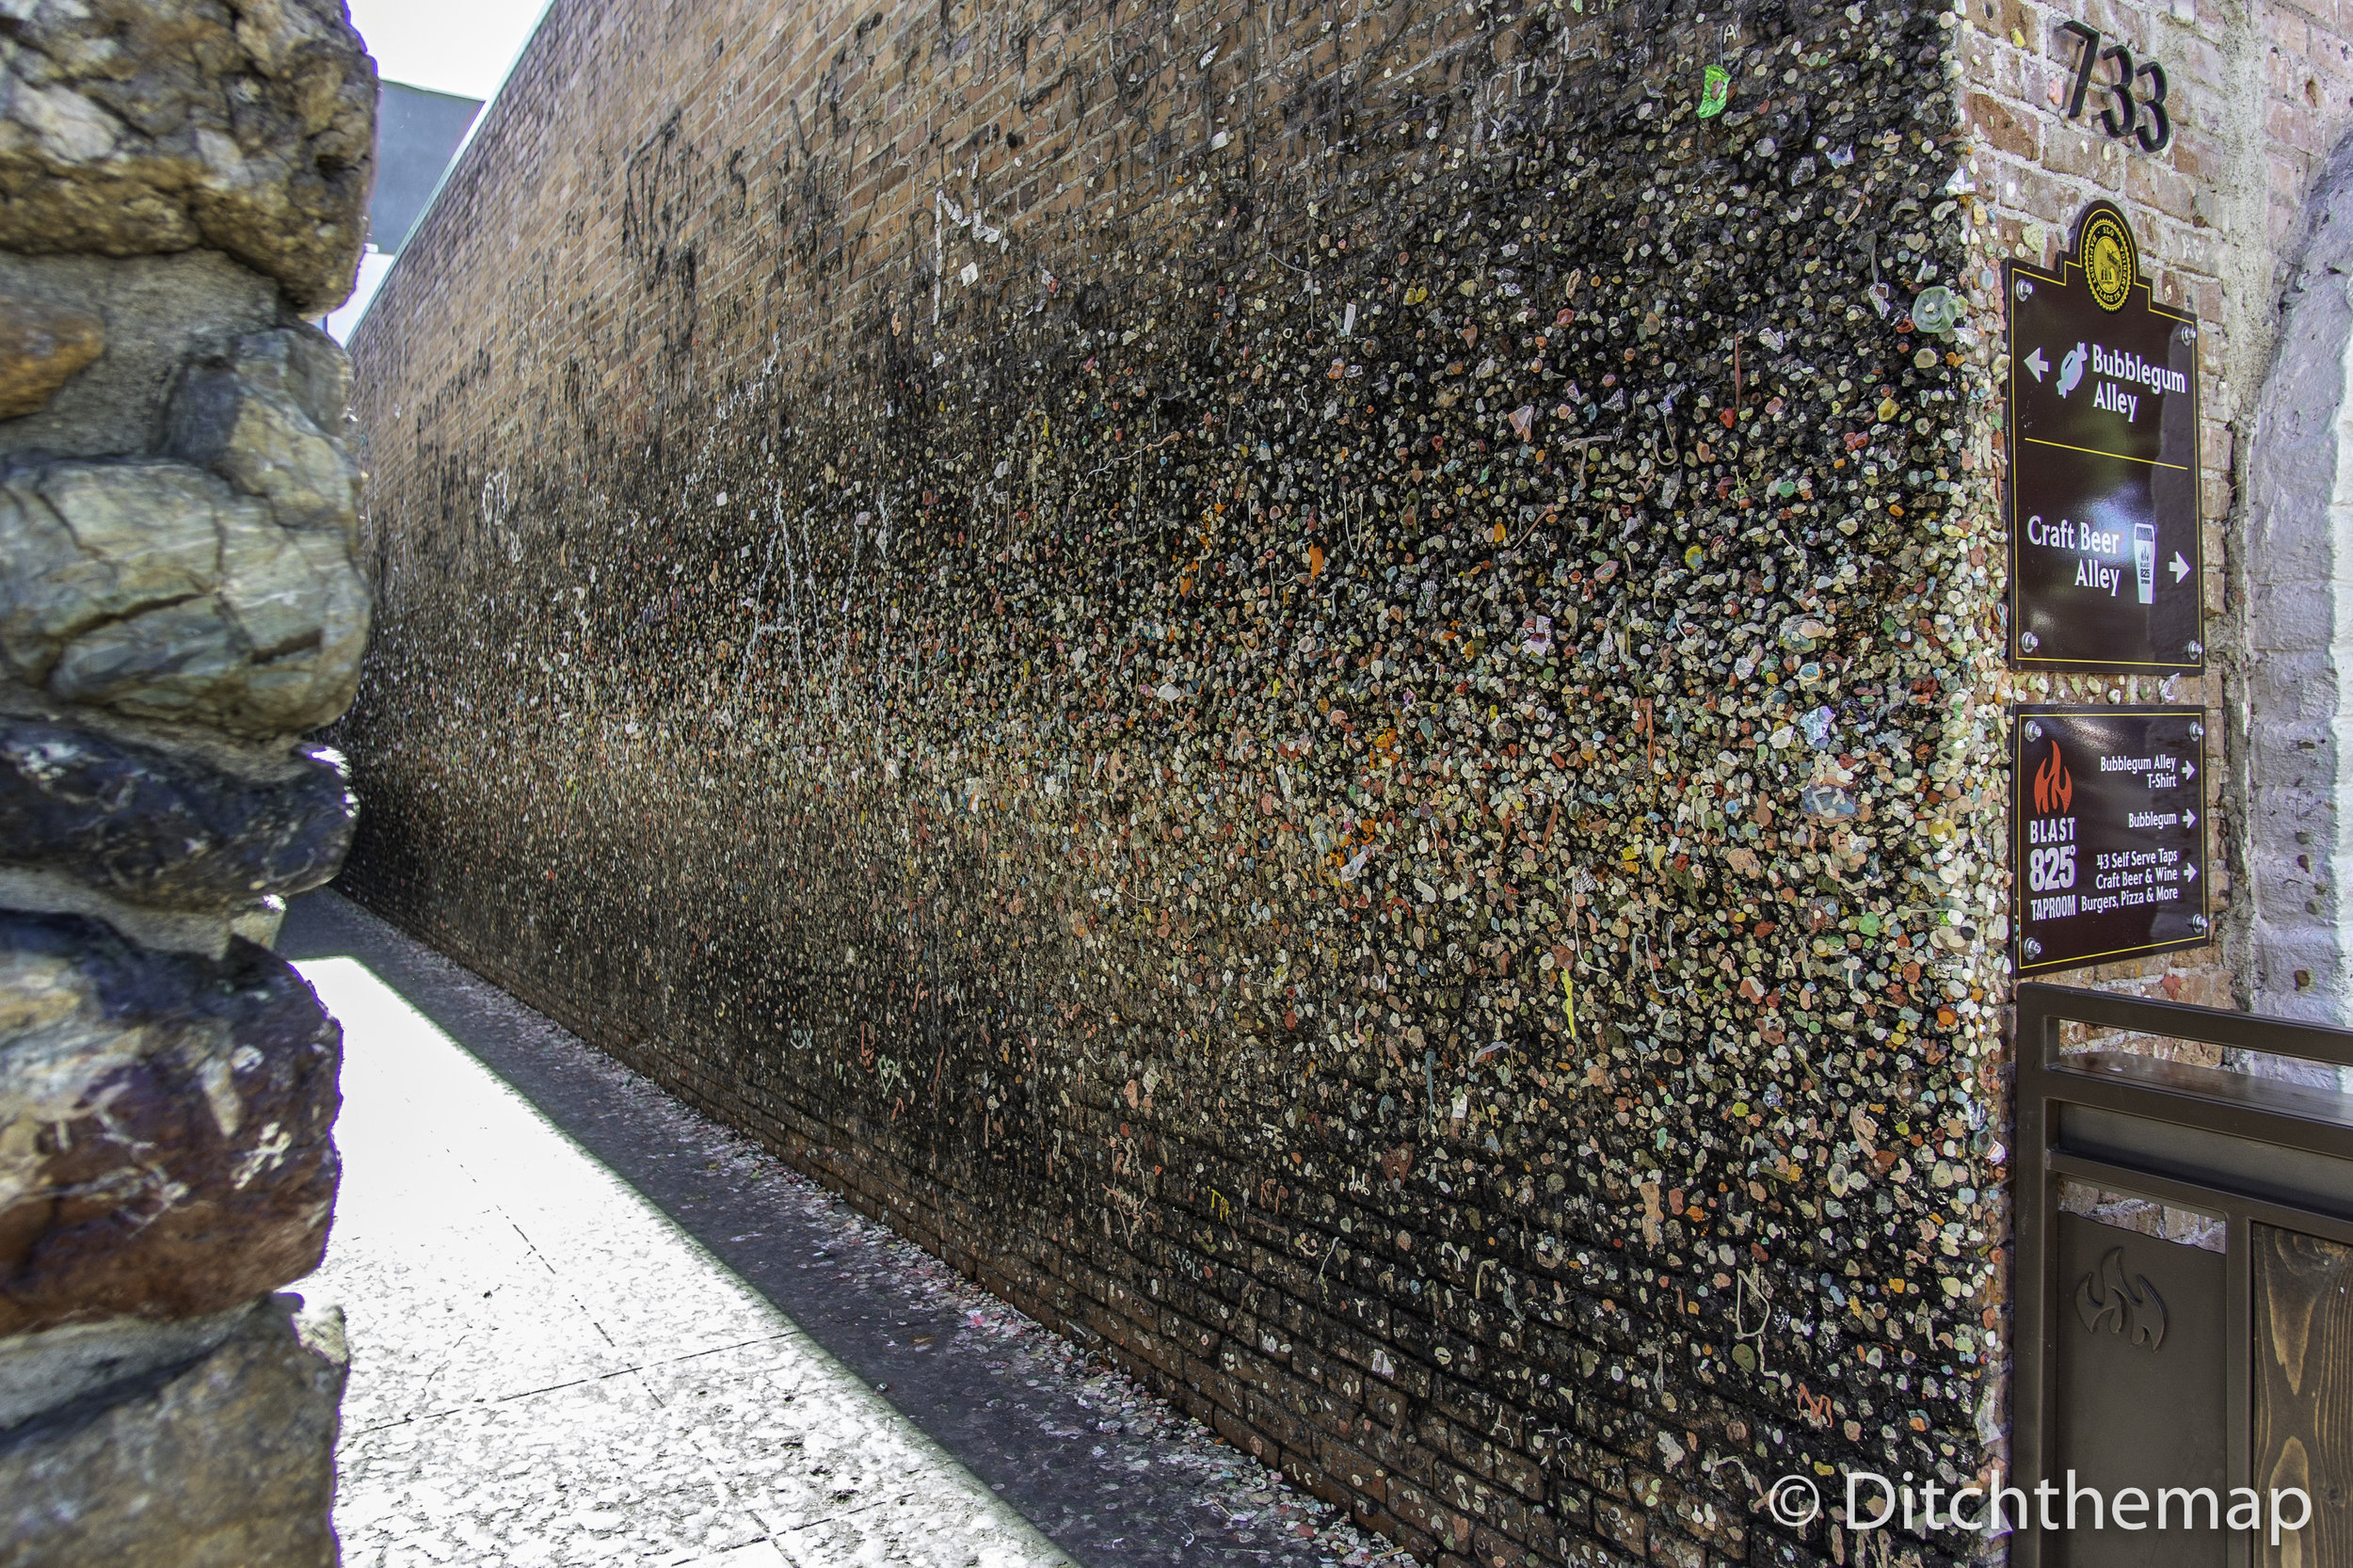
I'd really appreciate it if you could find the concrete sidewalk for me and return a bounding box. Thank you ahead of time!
[286,892,1394,1568]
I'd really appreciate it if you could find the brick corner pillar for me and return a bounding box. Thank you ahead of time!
[0,2,378,1561]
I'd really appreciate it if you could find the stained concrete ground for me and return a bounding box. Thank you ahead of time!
[285,891,1412,1568]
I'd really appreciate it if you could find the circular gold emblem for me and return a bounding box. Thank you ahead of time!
[2080,209,2137,312]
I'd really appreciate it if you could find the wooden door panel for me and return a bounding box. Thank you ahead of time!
[2254,1225,2353,1568]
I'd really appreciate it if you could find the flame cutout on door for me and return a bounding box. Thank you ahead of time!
[2074,1245,2168,1352]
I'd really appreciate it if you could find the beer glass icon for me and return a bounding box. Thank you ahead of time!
[2133,524,2156,605]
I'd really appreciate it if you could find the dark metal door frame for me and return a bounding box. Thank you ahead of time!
[2015,982,2353,1568]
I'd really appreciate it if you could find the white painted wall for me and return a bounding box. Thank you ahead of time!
[324,248,397,344]
[2240,135,2353,1080]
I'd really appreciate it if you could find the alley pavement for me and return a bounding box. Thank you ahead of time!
[284,891,1404,1568]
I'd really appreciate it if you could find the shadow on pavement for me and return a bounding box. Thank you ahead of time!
[283,889,1356,1568]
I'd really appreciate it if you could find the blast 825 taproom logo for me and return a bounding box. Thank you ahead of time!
[2011,707,2207,976]
[2024,740,2078,918]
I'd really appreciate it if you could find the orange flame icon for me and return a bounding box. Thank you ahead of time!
[2032,741,2073,816]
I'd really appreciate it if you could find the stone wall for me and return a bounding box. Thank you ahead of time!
[336,0,2293,1563]
[0,2,377,1561]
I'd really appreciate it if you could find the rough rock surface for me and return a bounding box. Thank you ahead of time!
[168,327,360,538]
[0,0,373,1555]
[0,295,100,418]
[0,1293,345,1567]
[0,914,341,1336]
[0,720,356,911]
[0,0,377,314]
[0,1296,251,1429]
[0,456,367,735]
[0,252,278,460]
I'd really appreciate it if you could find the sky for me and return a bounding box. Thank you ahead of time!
[346,0,549,103]
[324,0,547,338]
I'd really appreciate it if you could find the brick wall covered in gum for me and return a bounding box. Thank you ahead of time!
[324,1,2191,1563]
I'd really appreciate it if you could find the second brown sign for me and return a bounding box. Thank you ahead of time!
[2011,705,2208,976]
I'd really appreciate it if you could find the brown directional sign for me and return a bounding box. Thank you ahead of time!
[2007,202,2203,672]
[2011,705,2208,976]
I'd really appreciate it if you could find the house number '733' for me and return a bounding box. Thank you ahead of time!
[2058,20,2172,152]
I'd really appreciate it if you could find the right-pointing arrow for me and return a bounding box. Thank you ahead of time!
[2026,347,2049,383]
[2169,552,2191,583]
